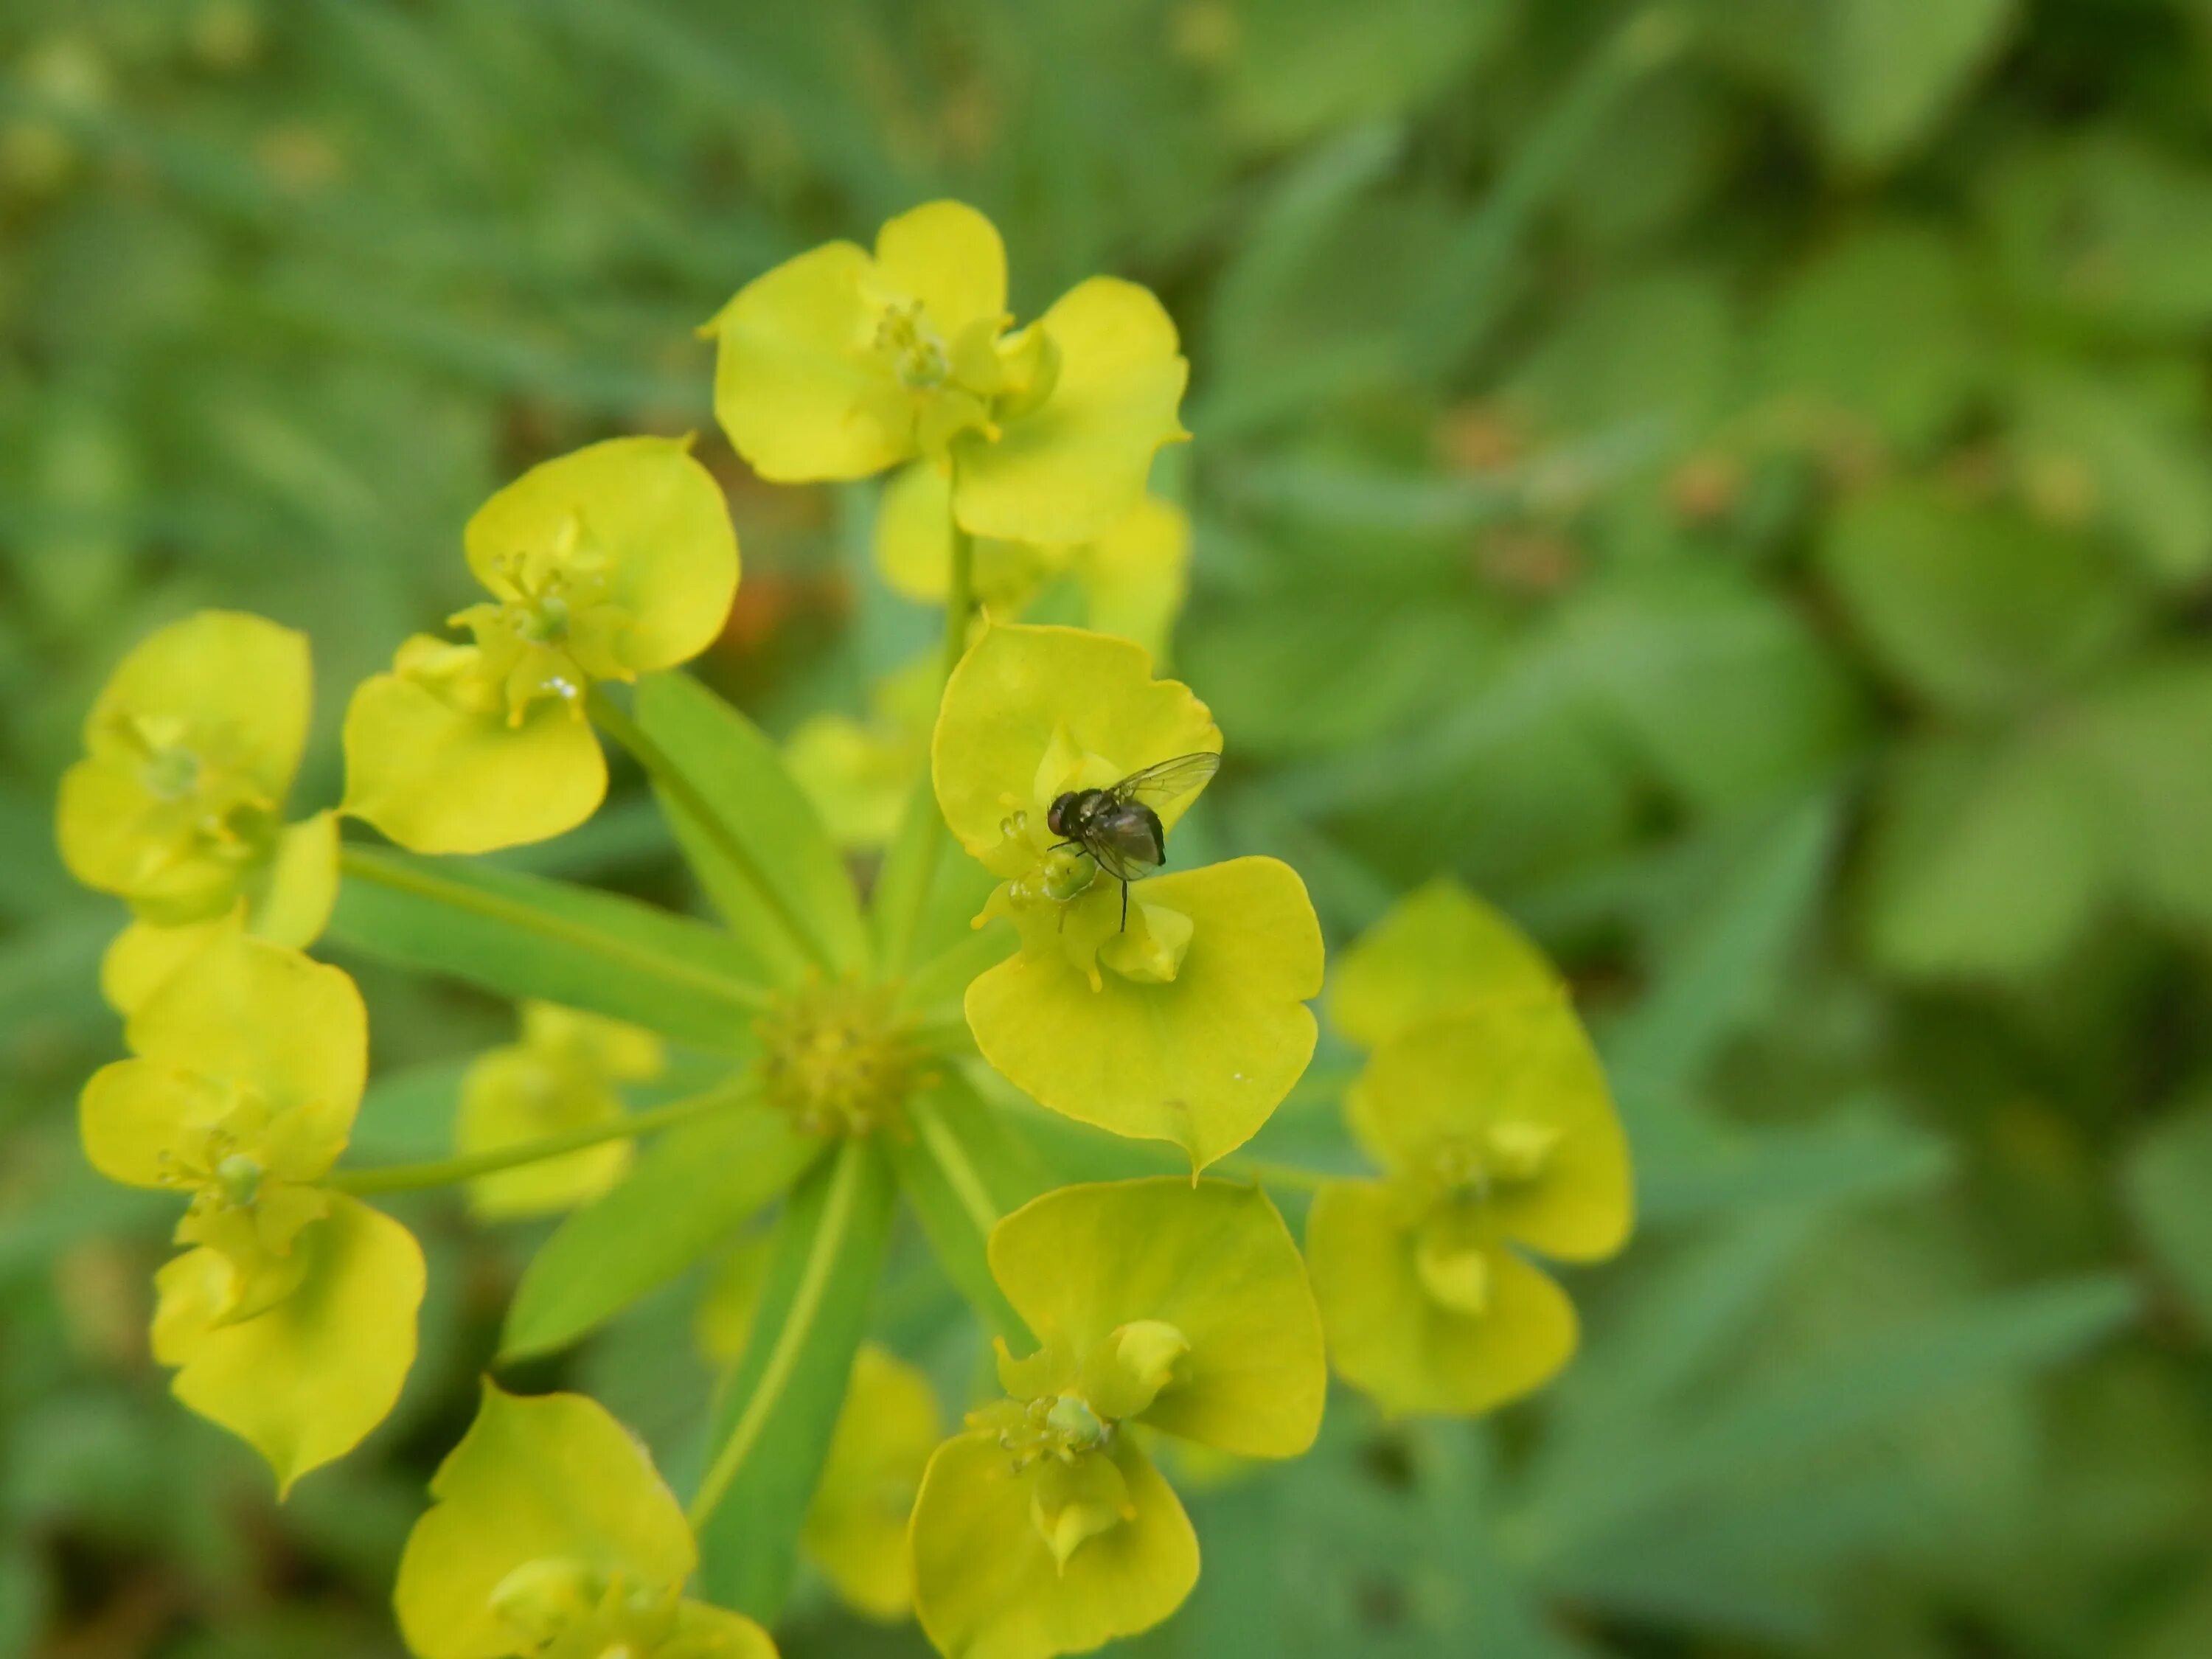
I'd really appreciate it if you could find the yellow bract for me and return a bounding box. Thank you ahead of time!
[77,933,422,1491]
[56,611,339,1012]
[909,1179,1324,1659]
[933,625,1321,1168]
[876,462,1192,661]
[344,436,740,854]
[457,1003,666,1220]
[801,1345,940,1622]
[1310,881,1633,1416]
[394,1385,776,1659]
[707,201,1187,545]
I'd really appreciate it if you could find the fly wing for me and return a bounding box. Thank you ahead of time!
[1108,752,1221,813]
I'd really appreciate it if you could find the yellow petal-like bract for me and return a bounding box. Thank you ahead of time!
[1310,881,1633,1417]
[801,1344,939,1621]
[908,1178,1323,1659]
[709,201,1186,545]
[875,462,1192,660]
[58,611,339,1006]
[395,1385,776,1659]
[457,1003,664,1220]
[153,1193,425,1495]
[344,436,737,855]
[935,625,1320,1166]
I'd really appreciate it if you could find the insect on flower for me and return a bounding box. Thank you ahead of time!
[1044,752,1220,931]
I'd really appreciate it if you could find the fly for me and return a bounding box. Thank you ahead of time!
[1045,752,1220,931]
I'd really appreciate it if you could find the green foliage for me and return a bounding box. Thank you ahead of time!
[5,0,2207,1655]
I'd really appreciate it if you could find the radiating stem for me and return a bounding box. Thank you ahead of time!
[586,686,831,973]
[330,1078,759,1196]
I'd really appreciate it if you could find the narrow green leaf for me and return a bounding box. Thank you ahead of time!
[693,1137,897,1621]
[1535,1273,2138,1552]
[501,1105,821,1360]
[330,846,769,1054]
[632,672,869,979]
[869,771,948,975]
[890,1074,1046,1340]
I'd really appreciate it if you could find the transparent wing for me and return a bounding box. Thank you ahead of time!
[1106,751,1220,812]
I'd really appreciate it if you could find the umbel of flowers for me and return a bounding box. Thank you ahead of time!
[55,199,1632,1659]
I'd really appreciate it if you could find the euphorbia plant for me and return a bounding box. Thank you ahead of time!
[57,200,1630,1659]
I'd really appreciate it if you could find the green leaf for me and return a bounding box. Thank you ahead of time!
[693,1137,897,1621]
[1606,793,1841,1102]
[1818,483,2143,717]
[1756,223,1984,451]
[1561,566,1864,815]
[1857,731,2110,981]
[330,846,770,1053]
[1534,1273,2136,1551]
[889,1074,1046,1340]
[2123,1099,2212,1330]
[2012,366,2212,587]
[1809,0,2014,168]
[2076,657,2212,931]
[1214,0,1509,149]
[501,1105,821,1360]
[631,672,869,980]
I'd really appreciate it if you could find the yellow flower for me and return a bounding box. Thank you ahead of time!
[55,610,339,1012]
[344,436,740,854]
[395,1385,775,1659]
[77,933,422,1492]
[933,623,1323,1169]
[801,1345,940,1622]
[909,1179,1324,1659]
[706,201,1189,544]
[1307,881,1633,1416]
[456,1003,666,1221]
[875,462,1192,661]
[782,653,941,851]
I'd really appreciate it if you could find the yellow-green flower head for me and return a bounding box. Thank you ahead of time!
[77,933,423,1491]
[706,201,1189,545]
[55,610,340,1013]
[876,462,1193,661]
[395,1385,775,1659]
[933,624,1323,1169]
[344,436,740,855]
[909,1178,1324,1659]
[456,1003,666,1221]
[803,1344,941,1623]
[1308,881,1633,1416]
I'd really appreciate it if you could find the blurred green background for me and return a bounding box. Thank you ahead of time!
[6,0,2212,1655]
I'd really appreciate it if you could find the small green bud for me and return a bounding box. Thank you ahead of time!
[213,1152,262,1207]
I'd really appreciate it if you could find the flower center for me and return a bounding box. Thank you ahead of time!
[438,517,639,723]
[1432,1119,1564,1200]
[877,299,950,390]
[487,1559,679,1659]
[753,980,921,1137]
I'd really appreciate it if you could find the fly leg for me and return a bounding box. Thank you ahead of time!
[1120,878,1130,932]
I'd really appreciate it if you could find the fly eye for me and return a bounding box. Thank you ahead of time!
[1047,793,1075,837]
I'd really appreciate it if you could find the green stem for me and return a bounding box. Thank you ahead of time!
[330,1079,759,1196]
[586,686,830,974]
[689,1135,871,1528]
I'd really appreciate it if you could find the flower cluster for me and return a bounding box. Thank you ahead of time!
[55,200,1630,1659]
[1309,880,1634,1413]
